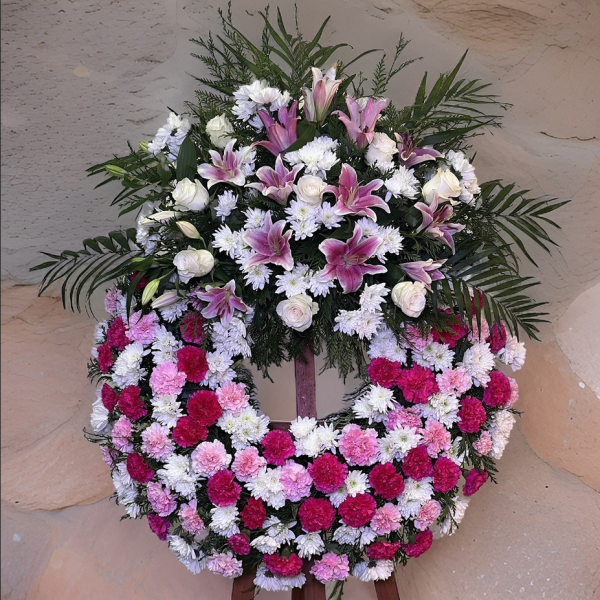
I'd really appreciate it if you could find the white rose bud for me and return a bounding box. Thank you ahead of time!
[172,178,210,212]
[391,281,427,318]
[365,132,397,167]
[422,168,461,204]
[206,114,234,149]
[293,175,327,206]
[176,221,202,239]
[276,294,319,332]
[173,247,215,284]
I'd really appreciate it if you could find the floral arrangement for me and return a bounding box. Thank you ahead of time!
[34,6,564,597]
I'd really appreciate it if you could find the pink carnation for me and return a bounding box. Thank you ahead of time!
[486,322,507,353]
[507,377,519,408]
[240,497,267,530]
[191,440,231,477]
[261,430,296,466]
[338,493,377,528]
[436,367,472,396]
[404,325,434,351]
[148,514,170,541]
[310,553,350,583]
[126,452,154,483]
[179,499,205,535]
[187,390,222,426]
[232,447,267,482]
[414,499,441,530]
[147,482,178,516]
[402,445,433,480]
[397,365,439,404]
[402,530,433,558]
[179,311,206,344]
[367,358,401,388]
[421,420,451,457]
[177,346,209,383]
[385,406,422,430]
[104,287,124,316]
[96,343,114,373]
[338,424,379,466]
[228,533,251,556]
[126,310,159,345]
[463,468,488,496]
[150,362,187,396]
[308,453,347,493]
[298,497,336,532]
[370,503,402,535]
[483,370,511,407]
[281,461,313,502]
[473,431,493,455]
[431,311,469,349]
[207,469,241,507]
[366,541,402,561]
[112,415,133,452]
[100,445,119,468]
[118,385,147,421]
[457,396,487,433]
[101,383,118,412]
[432,457,461,493]
[172,416,207,447]
[216,381,249,413]
[369,463,404,500]
[141,422,175,461]
[107,317,129,350]
[264,553,303,577]
[207,552,243,578]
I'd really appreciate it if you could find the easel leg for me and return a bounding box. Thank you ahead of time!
[374,573,401,600]
[231,568,256,600]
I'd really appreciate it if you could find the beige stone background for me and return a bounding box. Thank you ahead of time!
[2,0,600,598]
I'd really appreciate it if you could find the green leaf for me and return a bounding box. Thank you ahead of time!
[176,136,198,182]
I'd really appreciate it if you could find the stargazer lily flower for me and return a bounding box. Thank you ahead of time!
[254,101,300,156]
[333,97,389,148]
[324,164,388,221]
[242,211,294,271]
[197,139,253,188]
[395,133,442,168]
[415,193,465,253]
[193,279,248,324]
[302,66,343,123]
[400,259,447,290]
[319,224,387,293]
[246,155,303,205]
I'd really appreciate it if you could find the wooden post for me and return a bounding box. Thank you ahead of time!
[231,567,256,600]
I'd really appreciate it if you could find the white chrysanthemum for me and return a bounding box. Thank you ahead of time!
[168,534,199,561]
[398,477,434,518]
[460,342,495,385]
[498,334,527,371]
[243,207,267,229]
[210,505,240,537]
[204,351,235,389]
[124,502,141,518]
[295,532,325,558]
[446,150,480,205]
[251,535,281,554]
[439,498,470,536]
[414,342,455,372]
[265,517,297,544]
[212,317,251,359]
[157,455,198,499]
[367,326,407,364]
[443,436,465,465]
[315,423,340,452]
[176,551,205,574]
[306,269,335,297]
[151,394,183,429]
[285,136,339,177]
[489,410,516,459]
[254,565,306,592]
[356,311,385,341]
[91,393,110,434]
[385,166,419,199]
[290,416,318,440]
[360,283,389,312]
[318,202,344,229]
[215,190,238,220]
[354,385,395,423]
[213,225,243,259]
[356,217,381,238]
[333,525,361,545]
[421,392,460,427]
[285,200,319,223]
[289,218,320,240]
[328,485,348,507]
[334,310,363,336]
[148,112,190,161]
[94,321,108,344]
[246,467,286,508]
[353,560,395,582]
[346,470,370,497]
[219,407,270,449]
[152,326,182,364]
[243,263,272,290]
[276,266,310,297]
[159,299,189,323]
[295,430,322,458]
[112,462,139,506]
[112,342,148,388]
[380,426,422,461]
[376,226,404,262]
[359,526,378,548]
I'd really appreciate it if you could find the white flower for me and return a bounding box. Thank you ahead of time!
[290,416,318,440]
[356,216,381,238]
[151,394,183,428]
[354,385,395,422]
[243,263,272,290]
[489,410,516,459]
[315,422,340,452]
[112,463,139,506]
[275,265,310,298]
[93,321,108,344]
[358,527,377,548]
[380,426,422,461]
[353,560,395,582]
[318,202,344,229]
[366,132,397,167]
[345,470,370,497]
[460,342,495,385]
[443,436,465,465]
[376,226,404,261]
[289,219,320,240]
[285,200,320,222]
[254,565,305,592]
[391,281,427,318]
[251,535,281,553]
[368,326,407,364]
[360,283,389,312]
[422,167,461,204]
[333,525,361,544]
[215,190,238,220]
[243,207,267,229]
[266,517,297,544]
[172,178,210,212]
[421,393,459,427]
[285,136,339,177]
[157,455,198,498]
[398,477,434,518]
[159,299,189,323]
[91,394,110,434]
[246,467,286,508]
[173,247,215,284]
[112,342,148,388]
[328,485,348,507]
[206,114,234,149]
[414,342,455,372]
[276,294,319,332]
[210,505,240,537]
[213,225,243,259]
[498,334,527,371]
[439,498,470,536]
[295,532,325,558]
[148,112,190,161]
[307,270,336,297]
[293,175,327,205]
[385,166,419,199]
[152,326,182,364]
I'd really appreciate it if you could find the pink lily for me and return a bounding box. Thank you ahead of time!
[246,155,303,205]
[197,139,252,188]
[254,101,300,155]
[400,259,447,290]
[302,66,343,122]
[395,133,442,168]
[415,193,465,253]
[319,224,387,293]
[333,96,389,148]
[242,211,294,271]
[324,163,388,221]
[194,280,248,325]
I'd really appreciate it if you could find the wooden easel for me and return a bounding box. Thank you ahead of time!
[231,343,401,600]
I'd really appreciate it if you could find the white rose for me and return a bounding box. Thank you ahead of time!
[172,178,210,212]
[206,114,234,149]
[422,168,461,204]
[173,247,215,283]
[276,294,319,332]
[365,132,397,167]
[391,281,427,318]
[293,175,327,206]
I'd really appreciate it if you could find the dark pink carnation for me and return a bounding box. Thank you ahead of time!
[367,358,401,388]
[107,317,129,350]
[97,343,114,373]
[366,541,402,560]
[264,553,303,577]
[457,396,487,433]
[432,311,469,349]
[180,311,206,344]
[486,322,507,354]
[101,383,118,412]
[240,497,266,530]
[299,498,336,532]
[338,493,377,528]
[396,365,439,404]
[118,385,147,421]
[482,370,511,408]
[228,533,251,556]
[463,468,488,496]
[402,530,433,558]
[177,346,209,383]
[369,463,404,500]
[261,430,296,466]
[207,469,241,507]
[172,416,208,448]
[126,452,154,483]
[402,445,433,481]
[129,271,149,291]
[308,453,348,493]
[187,390,223,426]
[147,513,170,541]
[432,457,461,493]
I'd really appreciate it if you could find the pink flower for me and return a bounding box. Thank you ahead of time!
[404,324,434,351]
[303,66,343,122]
[487,322,507,353]
[141,422,175,461]
[421,420,451,457]
[240,497,267,530]
[414,499,441,531]
[232,447,267,483]
[385,407,422,431]
[396,133,442,168]
[432,457,461,493]
[148,514,170,541]
[179,499,205,535]
[473,431,493,455]
[308,453,347,494]
[107,317,129,350]
[400,259,446,290]
[101,383,118,412]
[402,530,433,558]
[179,311,205,344]
[310,553,350,583]
[104,287,124,316]
[172,416,207,447]
[242,212,294,272]
[264,553,304,577]
[262,430,296,466]
[150,362,187,396]
[206,552,243,578]
[370,503,402,535]
[333,96,388,148]
[431,311,469,348]
[246,154,303,204]
[228,533,251,556]
[254,102,300,155]
[177,346,209,383]
[147,482,178,516]
[415,195,464,253]
[298,497,336,532]
[482,370,511,407]
[280,461,313,502]
[126,310,159,345]
[126,452,154,483]
[402,445,433,480]
[187,390,222,426]
[197,139,252,188]
[339,493,377,528]
[369,463,404,500]
[112,415,133,452]
[397,365,439,405]
[101,445,119,468]
[338,424,379,466]
[191,440,231,477]
[96,343,113,373]
[507,377,519,408]
[366,542,402,561]
[324,164,388,221]
[463,468,488,496]
[319,224,387,294]
[194,279,249,325]
[457,396,487,434]
[207,470,241,507]
[436,367,472,396]
[118,385,147,421]
[216,382,249,413]
[367,358,402,388]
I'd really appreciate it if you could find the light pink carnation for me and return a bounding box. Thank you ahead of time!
[469,318,491,343]
[101,445,119,467]
[386,407,422,431]
[150,362,187,396]
[126,310,160,345]
[216,382,249,413]
[507,377,519,408]
[338,424,379,466]
[232,447,267,483]
[436,367,472,396]
[404,324,434,351]
[280,461,313,502]
[112,416,133,452]
[414,499,441,530]
[473,431,493,455]
[147,482,178,516]
[141,422,175,460]
[421,420,451,457]
[179,499,205,535]
[191,440,231,477]
[310,553,350,583]
[104,288,125,316]
[370,503,402,535]
[207,552,243,578]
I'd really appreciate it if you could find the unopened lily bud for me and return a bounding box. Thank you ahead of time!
[140,210,179,225]
[151,290,180,309]
[139,141,149,152]
[176,221,202,239]
[141,279,161,305]
[105,165,127,178]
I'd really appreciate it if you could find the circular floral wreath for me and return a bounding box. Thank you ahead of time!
[35,7,563,597]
